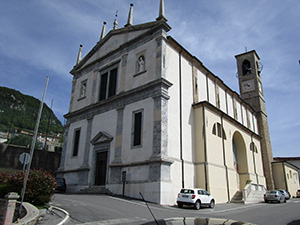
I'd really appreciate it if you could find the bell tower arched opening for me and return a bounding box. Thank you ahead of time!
[232,131,249,190]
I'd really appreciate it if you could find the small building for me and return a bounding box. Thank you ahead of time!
[272,160,300,198]
[57,0,273,205]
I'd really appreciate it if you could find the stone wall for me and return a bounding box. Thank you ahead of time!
[0,144,61,173]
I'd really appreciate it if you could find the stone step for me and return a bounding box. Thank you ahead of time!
[78,186,112,195]
[231,191,244,203]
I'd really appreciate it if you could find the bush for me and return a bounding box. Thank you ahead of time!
[0,169,56,206]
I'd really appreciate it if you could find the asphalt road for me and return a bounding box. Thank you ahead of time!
[51,194,300,225]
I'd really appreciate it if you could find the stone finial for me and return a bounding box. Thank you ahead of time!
[113,18,118,30]
[125,3,134,27]
[76,44,83,65]
[100,22,107,40]
[156,0,167,21]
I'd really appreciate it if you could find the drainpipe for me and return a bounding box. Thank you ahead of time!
[221,115,230,202]
[179,51,184,188]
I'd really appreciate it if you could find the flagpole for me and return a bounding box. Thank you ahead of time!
[18,76,49,216]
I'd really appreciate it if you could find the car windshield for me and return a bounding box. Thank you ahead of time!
[180,189,194,194]
[267,191,277,194]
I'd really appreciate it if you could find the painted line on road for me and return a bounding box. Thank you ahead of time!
[76,217,147,225]
[206,203,266,214]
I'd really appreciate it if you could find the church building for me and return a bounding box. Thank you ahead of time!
[57,0,274,205]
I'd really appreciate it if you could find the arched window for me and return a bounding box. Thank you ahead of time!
[212,122,226,140]
[242,60,251,75]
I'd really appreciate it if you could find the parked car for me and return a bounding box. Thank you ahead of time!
[264,190,286,203]
[278,189,290,200]
[177,188,215,209]
[297,189,300,198]
[55,178,67,193]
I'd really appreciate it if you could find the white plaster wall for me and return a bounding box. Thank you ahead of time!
[197,70,207,102]
[227,93,234,118]
[236,100,242,124]
[122,98,154,163]
[65,120,88,170]
[165,44,180,160]
[208,78,216,107]
[219,86,227,113]
[242,105,247,127]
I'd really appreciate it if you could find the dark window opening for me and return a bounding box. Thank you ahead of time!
[99,72,108,100]
[73,129,81,156]
[242,60,251,75]
[99,67,117,101]
[108,68,117,97]
[133,111,142,146]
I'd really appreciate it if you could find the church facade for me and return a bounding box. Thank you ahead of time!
[57,1,271,205]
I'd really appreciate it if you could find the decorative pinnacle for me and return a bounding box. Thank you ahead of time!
[100,22,106,40]
[156,0,167,21]
[125,3,134,27]
[76,44,83,65]
[113,10,118,30]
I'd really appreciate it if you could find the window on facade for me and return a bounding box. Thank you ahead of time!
[73,129,81,157]
[133,110,143,147]
[242,60,251,75]
[79,80,87,99]
[99,67,117,101]
[212,122,226,140]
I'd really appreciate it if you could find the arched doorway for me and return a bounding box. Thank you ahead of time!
[232,131,249,190]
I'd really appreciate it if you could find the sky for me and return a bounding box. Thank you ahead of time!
[0,0,299,157]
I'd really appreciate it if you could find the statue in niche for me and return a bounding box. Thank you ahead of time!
[80,82,86,97]
[137,55,145,73]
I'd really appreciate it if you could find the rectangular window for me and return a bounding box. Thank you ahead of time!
[73,129,81,156]
[133,110,143,147]
[99,67,118,101]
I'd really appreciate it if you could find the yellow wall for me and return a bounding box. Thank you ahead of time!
[193,105,266,203]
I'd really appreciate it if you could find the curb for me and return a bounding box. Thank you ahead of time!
[48,205,70,225]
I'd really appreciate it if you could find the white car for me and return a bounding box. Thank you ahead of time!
[177,188,215,209]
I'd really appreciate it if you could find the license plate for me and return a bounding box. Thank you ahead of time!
[182,195,188,198]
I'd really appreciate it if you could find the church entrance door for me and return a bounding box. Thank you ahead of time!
[95,151,108,186]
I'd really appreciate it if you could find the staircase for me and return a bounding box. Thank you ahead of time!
[78,186,112,195]
[231,191,244,203]
[231,184,266,204]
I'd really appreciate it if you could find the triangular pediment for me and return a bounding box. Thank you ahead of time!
[91,131,113,145]
[71,20,171,74]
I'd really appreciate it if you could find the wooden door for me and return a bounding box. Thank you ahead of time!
[95,151,107,186]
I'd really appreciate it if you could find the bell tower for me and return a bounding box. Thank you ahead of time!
[235,50,274,190]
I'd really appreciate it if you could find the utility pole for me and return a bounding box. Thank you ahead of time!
[18,76,49,217]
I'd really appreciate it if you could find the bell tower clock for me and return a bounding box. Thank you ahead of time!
[235,50,274,190]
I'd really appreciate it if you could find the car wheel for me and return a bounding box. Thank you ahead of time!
[194,200,201,210]
[209,200,215,208]
[264,200,268,203]
[178,203,183,208]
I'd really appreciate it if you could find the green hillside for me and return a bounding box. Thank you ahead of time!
[0,86,63,134]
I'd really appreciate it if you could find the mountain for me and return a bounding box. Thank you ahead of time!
[0,86,63,134]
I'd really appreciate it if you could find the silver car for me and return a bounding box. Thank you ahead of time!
[264,190,286,203]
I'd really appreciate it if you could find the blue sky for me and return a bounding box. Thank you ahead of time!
[1,0,299,157]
